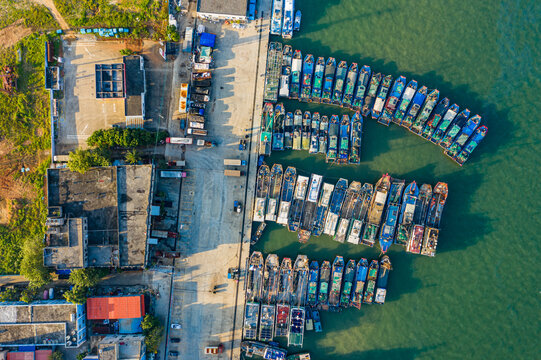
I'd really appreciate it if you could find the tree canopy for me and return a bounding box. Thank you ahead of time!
[67,149,111,174]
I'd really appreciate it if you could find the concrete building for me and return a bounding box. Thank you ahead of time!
[123,56,146,128]
[0,301,86,348]
[197,0,249,21]
[45,165,154,269]
[97,335,146,360]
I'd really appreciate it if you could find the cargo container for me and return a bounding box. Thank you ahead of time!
[189,115,205,123]
[166,137,193,145]
[224,159,247,166]
[187,128,208,136]
[179,83,188,113]
[168,160,186,167]
[189,121,205,129]
[190,93,210,102]
[193,87,210,95]
[224,169,242,177]
[160,171,187,178]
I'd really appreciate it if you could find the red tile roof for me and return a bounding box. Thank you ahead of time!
[35,350,53,360]
[7,353,34,360]
[86,295,145,320]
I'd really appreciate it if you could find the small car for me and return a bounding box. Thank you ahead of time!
[170,338,180,343]
[168,351,179,357]
[171,323,182,329]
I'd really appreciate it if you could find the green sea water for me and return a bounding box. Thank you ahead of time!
[255,0,541,358]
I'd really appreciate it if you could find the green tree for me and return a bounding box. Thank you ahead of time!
[49,351,64,360]
[120,49,134,56]
[19,288,38,303]
[67,149,111,174]
[68,268,103,288]
[166,25,179,42]
[63,286,88,305]
[75,352,87,360]
[141,314,164,354]
[125,149,141,164]
[19,239,51,288]
[0,288,19,302]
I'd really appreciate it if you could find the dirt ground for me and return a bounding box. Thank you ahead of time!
[0,19,32,49]
[28,0,70,30]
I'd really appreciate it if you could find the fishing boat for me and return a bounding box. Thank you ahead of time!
[288,307,305,347]
[312,309,322,332]
[323,178,348,236]
[278,257,293,304]
[410,89,440,133]
[298,174,323,243]
[326,115,339,163]
[243,302,260,340]
[241,341,287,359]
[431,104,459,144]
[277,166,296,225]
[262,254,280,304]
[379,75,406,126]
[272,104,285,151]
[282,0,294,39]
[374,255,392,304]
[363,259,379,304]
[439,109,471,149]
[454,125,488,165]
[395,181,419,246]
[401,86,427,128]
[279,65,291,98]
[340,259,356,307]
[282,45,292,66]
[328,256,345,308]
[321,57,336,103]
[312,183,334,237]
[246,251,264,302]
[341,63,359,107]
[337,115,350,164]
[270,0,284,36]
[311,57,325,102]
[288,175,309,232]
[259,103,273,156]
[379,178,405,253]
[291,255,309,306]
[334,181,362,243]
[259,304,275,342]
[392,80,418,125]
[305,310,313,331]
[318,115,329,154]
[306,261,319,306]
[346,183,373,244]
[317,260,331,308]
[309,112,320,154]
[361,174,391,247]
[293,109,303,150]
[361,73,382,116]
[300,54,314,102]
[445,114,481,156]
[352,65,371,110]
[294,10,302,31]
[275,303,290,337]
[266,164,283,222]
[372,74,393,120]
[421,98,450,139]
[332,60,348,105]
[349,111,363,164]
[284,112,294,149]
[290,50,302,99]
[350,258,368,309]
[253,165,270,222]
[421,182,448,257]
[406,184,432,254]
[301,111,311,151]
[251,222,267,245]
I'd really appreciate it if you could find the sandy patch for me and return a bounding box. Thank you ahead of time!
[0,19,32,49]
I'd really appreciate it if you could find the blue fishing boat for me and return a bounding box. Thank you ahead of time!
[311,57,325,102]
[393,80,418,125]
[341,63,358,107]
[312,182,334,237]
[349,111,363,164]
[337,115,350,164]
[326,115,339,163]
[421,182,448,257]
[379,75,406,126]
[292,109,302,150]
[454,125,488,165]
[379,178,405,253]
[298,174,323,243]
[332,61,348,105]
[276,166,296,226]
[395,181,419,246]
[318,115,329,154]
[346,183,373,244]
[340,259,356,308]
[290,50,302,99]
[287,175,309,232]
[350,258,368,309]
[317,260,331,308]
[328,256,345,308]
[445,114,482,156]
[306,261,319,306]
[321,57,336,103]
[352,65,371,110]
[372,74,393,120]
[363,260,379,304]
[410,89,440,134]
[421,98,450,139]
[284,111,294,149]
[431,104,459,144]
[374,255,392,304]
[407,184,432,254]
[270,0,284,36]
[279,46,292,98]
[260,103,274,156]
[309,112,320,154]
[272,103,285,151]
[401,86,427,128]
[282,0,294,39]
[361,73,382,116]
[323,178,348,236]
[439,109,471,149]
[301,111,311,151]
[312,309,322,332]
[300,54,314,102]
[294,10,301,31]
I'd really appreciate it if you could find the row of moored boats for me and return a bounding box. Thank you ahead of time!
[244,252,392,347]
[266,42,488,165]
[259,103,364,164]
[253,164,448,255]
[270,0,302,38]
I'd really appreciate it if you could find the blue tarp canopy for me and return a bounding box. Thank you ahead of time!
[200,33,216,48]
[119,317,143,334]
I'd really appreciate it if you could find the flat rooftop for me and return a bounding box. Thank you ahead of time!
[44,218,87,268]
[124,56,145,118]
[98,335,144,360]
[198,0,248,16]
[95,64,125,99]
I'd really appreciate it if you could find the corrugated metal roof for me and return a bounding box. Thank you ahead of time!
[87,295,145,320]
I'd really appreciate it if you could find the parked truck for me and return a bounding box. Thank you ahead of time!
[223,159,247,166]
[189,115,205,123]
[224,169,242,177]
[193,87,210,95]
[187,128,208,136]
[166,137,193,145]
[160,171,187,178]
[168,160,186,167]
[197,139,217,147]
[190,93,210,102]
[179,83,188,113]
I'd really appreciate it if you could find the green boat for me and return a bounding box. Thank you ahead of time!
[340,259,356,307]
